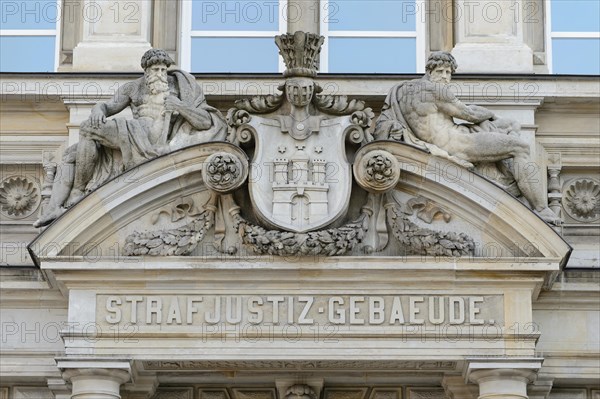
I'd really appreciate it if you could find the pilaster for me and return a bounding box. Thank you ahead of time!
[452,0,534,73]
[72,0,152,71]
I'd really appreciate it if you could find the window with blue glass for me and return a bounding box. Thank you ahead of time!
[550,0,600,74]
[185,0,284,73]
[183,0,424,73]
[0,0,58,72]
[323,0,423,73]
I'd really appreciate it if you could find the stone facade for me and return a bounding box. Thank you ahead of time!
[1,1,598,399]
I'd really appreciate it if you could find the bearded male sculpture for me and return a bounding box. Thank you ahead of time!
[374,51,559,225]
[34,49,226,227]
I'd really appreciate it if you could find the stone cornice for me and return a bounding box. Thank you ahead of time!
[39,256,557,300]
[1,75,599,100]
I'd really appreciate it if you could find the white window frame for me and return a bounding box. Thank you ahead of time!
[0,0,61,72]
[180,0,288,72]
[180,0,426,74]
[319,0,426,73]
[545,0,600,74]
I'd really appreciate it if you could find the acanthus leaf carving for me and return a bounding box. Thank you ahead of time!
[385,193,474,257]
[402,194,452,224]
[230,95,285,115]
[124,194,217,256]
[150,197,203,225]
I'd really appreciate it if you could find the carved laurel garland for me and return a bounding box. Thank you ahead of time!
[232,211,370,256]
[123,209,215,256]
[385,201,474,257]
[123,193,476,257]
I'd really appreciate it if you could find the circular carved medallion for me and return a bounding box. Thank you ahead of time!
[0,176,40,219]
[202,152,247,193]
[563,178,600,222]
[354,150,400,193]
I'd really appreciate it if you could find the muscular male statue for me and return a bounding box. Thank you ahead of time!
[374,51,559,224]
[34,49,226,227]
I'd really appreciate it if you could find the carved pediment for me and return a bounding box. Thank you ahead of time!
[30,40,569,269]
[30,139,569,265]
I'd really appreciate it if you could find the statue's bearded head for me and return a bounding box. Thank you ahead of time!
[141,49,174,95]
[285,78,315,107]
[425,51,457,84]
[145,63,169,95]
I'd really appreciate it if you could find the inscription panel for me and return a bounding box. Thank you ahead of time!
[95,294,504,338]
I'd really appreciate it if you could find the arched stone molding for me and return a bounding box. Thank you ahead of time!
[30,142,569,267]
[29,142,247,261]
[354,142,570,262]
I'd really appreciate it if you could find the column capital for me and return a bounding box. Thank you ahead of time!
[464,357,543,399]
[57,358,132,399]
[464,357,543,379]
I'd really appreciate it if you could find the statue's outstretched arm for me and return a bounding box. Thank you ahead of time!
[87,83,134,128]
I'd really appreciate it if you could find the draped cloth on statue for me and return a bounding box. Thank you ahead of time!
[83,70,227,193]
[168,70,228,150]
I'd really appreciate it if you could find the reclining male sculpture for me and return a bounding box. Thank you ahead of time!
[34,49,227,227]
[374,51,559,225]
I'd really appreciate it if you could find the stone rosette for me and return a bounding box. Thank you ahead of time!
[0,176,40,218]
[354,149,400,193]
[202,152,247,194]
[563,178,600,222]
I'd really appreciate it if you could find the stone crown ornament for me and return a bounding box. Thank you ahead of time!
[275,31,324,77]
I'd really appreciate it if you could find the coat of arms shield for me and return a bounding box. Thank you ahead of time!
[246,114,355,232]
